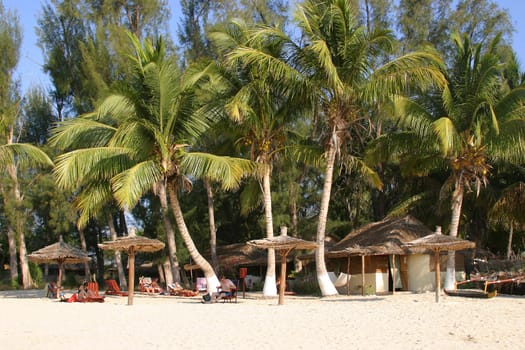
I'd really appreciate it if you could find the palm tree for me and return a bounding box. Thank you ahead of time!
[208,19,311,296]
[234,0,445,295]
[489,181,525,259]
[368,32,525,289]
[51,33,255,293]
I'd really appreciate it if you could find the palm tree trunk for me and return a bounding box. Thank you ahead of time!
[315,134,339,296]
[205,179,219,272]
[262,163,277,297]
[158,181,182,283]
[78,227,91,279]
[445,181,464,290]
[167,181,219,294]
[6,223,18,285]
[507,222,514,260]
[107,214,127,289]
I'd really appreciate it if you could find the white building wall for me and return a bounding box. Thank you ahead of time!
[407,254,435,292]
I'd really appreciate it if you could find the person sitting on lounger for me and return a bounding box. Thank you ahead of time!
[212,275,237,302]
[47,281,60,298]
[60,281,91,302]
[76,281,94,302]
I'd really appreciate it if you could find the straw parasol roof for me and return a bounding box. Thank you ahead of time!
[98,229,164,306]
[98,235,165,253]
[183,243,276,271]
[327,215,433,257]
[28,236,90,292]
[248,230,317,305]
[248,235,318,251]
[404,227,475,302]
[404,232,476,251]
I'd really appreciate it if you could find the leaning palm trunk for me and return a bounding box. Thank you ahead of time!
[261,164,278,297]
[205,179,219,272]
[107,215,127,288]
[167,182,219,294]
[445,181,464,290]
[315,135,339,296]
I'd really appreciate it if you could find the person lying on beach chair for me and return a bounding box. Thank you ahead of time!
[168,282,199,297]
[150,278,164,294]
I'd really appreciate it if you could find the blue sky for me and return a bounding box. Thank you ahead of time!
[5,0,525,94]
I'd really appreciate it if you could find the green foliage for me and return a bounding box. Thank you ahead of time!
[29,262,43,287]
[291,277,321,296]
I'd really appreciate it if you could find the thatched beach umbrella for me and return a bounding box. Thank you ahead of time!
[28,236,90,297]
[404,227,475,302]
[248,229,317,305]
[98,229,164,305]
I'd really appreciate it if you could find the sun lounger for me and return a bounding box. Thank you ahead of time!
[82,282,105,302]
[104,279,128,296]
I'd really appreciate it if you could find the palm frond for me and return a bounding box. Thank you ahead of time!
[50,117,117,149]
[53,147,133,190]
[180,152,257,191]
[432,117,458,155]
[75,184,113,229]
[112,160,163,209]
[0,143,53,171]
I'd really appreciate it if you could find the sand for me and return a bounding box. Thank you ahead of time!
[0,289,523,350]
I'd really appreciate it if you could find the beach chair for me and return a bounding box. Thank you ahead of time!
[219,288,237,303]
[104,279,128,296]
[195,277,207,292]
[83,282,105,302]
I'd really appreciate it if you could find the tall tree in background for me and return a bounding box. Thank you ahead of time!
[0,3,53,288]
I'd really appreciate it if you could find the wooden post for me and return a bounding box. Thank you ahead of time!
[361,255,365,296]
[346,256,351,296]
[278,250,288,305]
[434,249,440,303]
[392,255,396,295]
[127,247,135,306]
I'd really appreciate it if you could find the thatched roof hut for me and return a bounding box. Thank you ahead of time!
[327,215,433,257]
[319,215,439,296]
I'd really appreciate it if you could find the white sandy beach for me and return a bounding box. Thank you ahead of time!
[0,289,523,350]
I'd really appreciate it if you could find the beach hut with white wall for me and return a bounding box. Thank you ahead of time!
[324,215,468,295]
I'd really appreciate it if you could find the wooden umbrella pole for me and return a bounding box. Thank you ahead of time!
[128,247,135,306]
[361,255,365,296]
[435,249,440,303]
[279,250,288,305]
[57,261,63,299]
[392,255,396,295]
[346,256,350,296]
